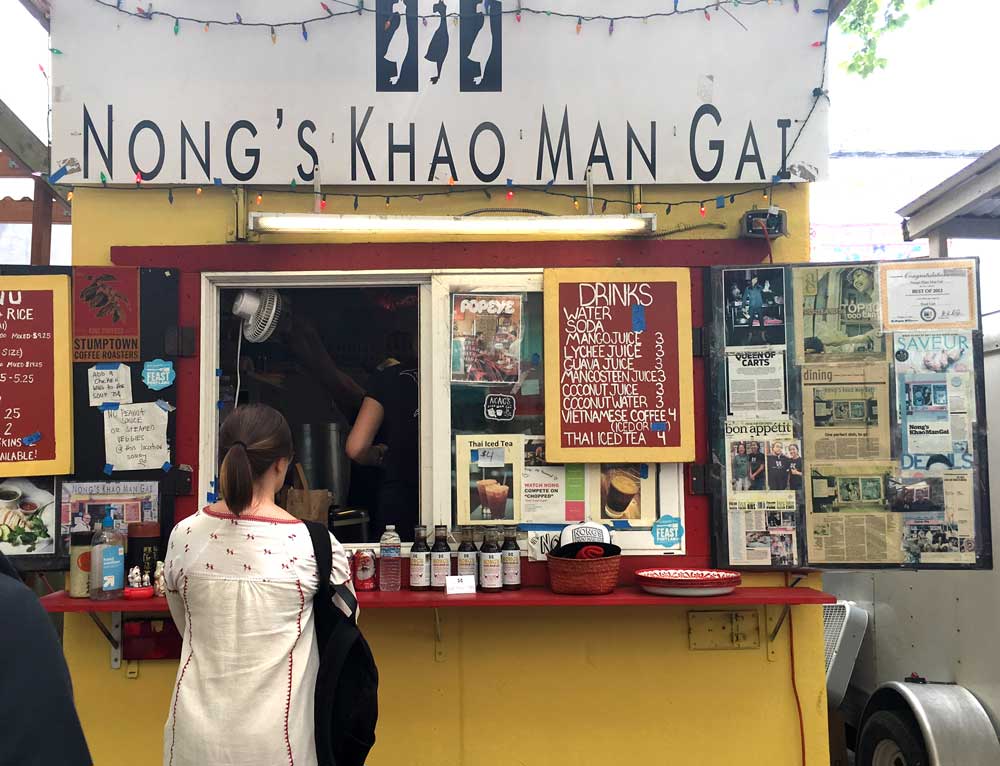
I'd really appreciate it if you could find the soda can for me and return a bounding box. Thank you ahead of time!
[353,548,378,591]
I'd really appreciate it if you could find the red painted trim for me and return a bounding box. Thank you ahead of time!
[111,238,768,271]
[203,506,303,524]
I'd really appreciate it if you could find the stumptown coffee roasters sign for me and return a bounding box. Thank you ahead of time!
[51,0,828,186]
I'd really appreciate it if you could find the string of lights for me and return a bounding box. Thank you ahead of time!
[88,0,830,40]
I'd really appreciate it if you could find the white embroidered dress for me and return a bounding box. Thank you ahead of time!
[163,508,354,766]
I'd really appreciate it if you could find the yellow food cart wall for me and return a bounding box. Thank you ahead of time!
[64,183,829,766]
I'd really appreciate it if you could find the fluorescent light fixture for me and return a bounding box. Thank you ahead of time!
[249,212,656,238]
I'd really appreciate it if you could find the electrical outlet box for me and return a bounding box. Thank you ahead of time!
[688,610,761,650]
[741,208,788,239]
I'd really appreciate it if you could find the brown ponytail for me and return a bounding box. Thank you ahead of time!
[218,404,293,515]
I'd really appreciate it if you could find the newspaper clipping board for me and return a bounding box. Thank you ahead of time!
[543,268,695,464]
[711,258,989,570]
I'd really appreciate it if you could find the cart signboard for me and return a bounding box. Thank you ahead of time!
[544,268,694,463]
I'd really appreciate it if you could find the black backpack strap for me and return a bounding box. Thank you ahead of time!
[304,520,335,648]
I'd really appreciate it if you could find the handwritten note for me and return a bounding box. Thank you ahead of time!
[104,402,169,471]
[88,364,133,406]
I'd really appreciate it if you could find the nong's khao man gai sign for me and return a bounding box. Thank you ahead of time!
[50,0,828,186]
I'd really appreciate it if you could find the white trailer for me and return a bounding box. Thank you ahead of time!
[827,147,1000,766]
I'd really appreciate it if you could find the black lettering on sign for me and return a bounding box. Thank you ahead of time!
[226,120,260,182]
[180,121,211,181]
[690,104,723,182]
[83,104,114,180]
[537,106,573,181]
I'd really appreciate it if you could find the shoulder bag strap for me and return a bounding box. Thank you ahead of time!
[304,520,335,648]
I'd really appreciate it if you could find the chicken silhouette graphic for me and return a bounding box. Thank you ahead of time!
[383,0,411,85]
[467,0,494,86]
[424,1,450,84]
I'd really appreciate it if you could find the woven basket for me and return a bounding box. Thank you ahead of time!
[546,553,621,595]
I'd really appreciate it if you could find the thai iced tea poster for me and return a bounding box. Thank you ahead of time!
[456,434,523,526]
[73,267,140,362]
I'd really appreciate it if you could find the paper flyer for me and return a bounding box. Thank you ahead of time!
[724,419,797,493]
[722,267,787,348]
[794,264,887,363]
[103,402,170,472]
[880,259,978,331]
[806,461,904,564]
[895,470,975,564]
[588,463,657,526]
[456,434,523,525]
[0,477,57,557]
[521,437,587,524]
[801,364,890,461]
[87,364,133,407]
[725,350,787,416]
[450,294,523,384]
[727,492,798,566]
[893,332,975,472]
[60,481,159,539]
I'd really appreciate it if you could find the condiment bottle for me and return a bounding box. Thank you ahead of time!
[457,526,478,584]
[430,525,452,591]
[90,515,125,600]
[501,528,521,591]
[409,525,431,591]
[69,532,93,598]
[478,528,502,592]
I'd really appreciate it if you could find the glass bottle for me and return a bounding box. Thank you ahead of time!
[501,528,521,591]
[378,525,402,592]
[430,525,452,591]
[409,525,431,591]
[478,528,502,592]
[89,515,125,600]
[457,526,478,583]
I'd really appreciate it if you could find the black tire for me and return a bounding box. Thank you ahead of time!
[857,709,929,766]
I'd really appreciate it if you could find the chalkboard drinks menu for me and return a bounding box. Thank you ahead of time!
[0,276,73,477]
[544,268,695,463]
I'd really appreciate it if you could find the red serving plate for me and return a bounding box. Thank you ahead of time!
[635,568,742,585]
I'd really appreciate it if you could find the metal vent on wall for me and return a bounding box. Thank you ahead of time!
[822,601,869,710]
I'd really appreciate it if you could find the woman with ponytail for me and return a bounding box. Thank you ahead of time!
[163,405,355,766]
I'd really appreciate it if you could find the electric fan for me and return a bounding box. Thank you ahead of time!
[232,289,285,343]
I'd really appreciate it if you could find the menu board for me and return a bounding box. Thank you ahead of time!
[0,276,73,477]
[544,268,695,463]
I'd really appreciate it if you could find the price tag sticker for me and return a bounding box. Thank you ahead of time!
[446,575,477,595]
[476,448,505,468]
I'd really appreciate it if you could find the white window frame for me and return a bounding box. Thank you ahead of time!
[199,269,686,555]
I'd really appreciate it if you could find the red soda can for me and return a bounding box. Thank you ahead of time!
[353,548,377,591]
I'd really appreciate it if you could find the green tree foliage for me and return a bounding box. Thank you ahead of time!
[837,0,936,77]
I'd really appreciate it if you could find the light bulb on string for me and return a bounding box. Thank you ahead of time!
[636,202,643,212]
[601,200,608,213]
[385,18,391,30]
[135,171,143,186]
[236,13,243,24]
[794,0,799,10]
[516,0,522,22]
[320,194,327,210]
[730,194,736,204]
[423,16,427,26]
[573,197,579,210]
[608,19,614,35]
[271,26,277,44]
[673,0,679,11]
[576,17,582,34]
[196,187,203,196]
[665,204,671,215]
[100,172,108,187]
[168,188,174,205]
[67,191,74,202]
[699,203,706,217]
[353,195,359,210]
[321,2,332,14]
[704,9,710,20]
[449,177,456,186]
[357,0,364,15]
[811,40,825,48]
[49,47,62,55]
[506,188,514,200]
[204,22,209,31]
[173,18,179,34]
[303,24,310,40]
[256,193,263,205]
[385,196,390,207]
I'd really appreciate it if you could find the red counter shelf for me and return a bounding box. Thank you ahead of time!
[41,585,833,614]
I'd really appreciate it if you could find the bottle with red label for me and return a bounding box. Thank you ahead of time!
[430,525,452,591]
[501,528,521,590]
[409,525,431,591]
[457,526,478,584]
[478,528,502,592]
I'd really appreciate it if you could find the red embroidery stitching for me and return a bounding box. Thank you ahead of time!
[246,533,256,540]
[210,533,219,540]
[285,579,305,766]
[226,548,235,555]
[168,576,194,766]
[205,563,214,570]
[243,564,252,572]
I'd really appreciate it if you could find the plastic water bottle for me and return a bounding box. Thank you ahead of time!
[379,524,402,592]
[90,515,125,600]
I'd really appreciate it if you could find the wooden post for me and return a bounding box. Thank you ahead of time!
[30,176,53,265]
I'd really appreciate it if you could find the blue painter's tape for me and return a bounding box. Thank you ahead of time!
[213,177,223,185]
[19,432,42,447]
[650,422,667,432]
[49,165,69,184]
[99,402,120,411]
[207,493,218,504]
[715,196,726,209]
[517,524,567,532]
[215,369,223,377]
[155,399,175,412]
[217,401,225,409]
[611,520,632,529]
[470,449,479,463]
[103,463,114,476]
[640,464,649,479]
[95,362,120,370]
[631,304,646,333]
[162,462,173,473]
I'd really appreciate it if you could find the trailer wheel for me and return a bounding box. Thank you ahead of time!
[857,710,929,766]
